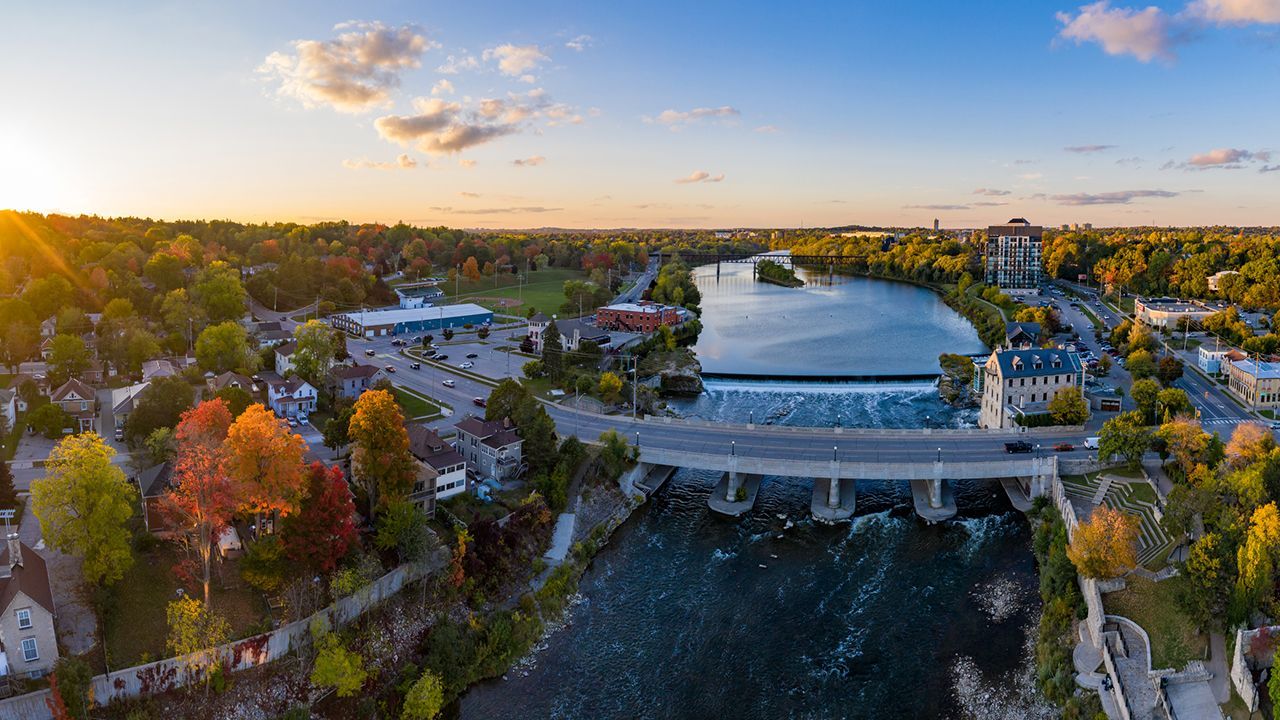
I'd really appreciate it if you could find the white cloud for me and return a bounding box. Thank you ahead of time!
[1064,144,1117,153]
[259,21,433,113]
[1055,2,1176,63]
[565,34,594,51]
[1183,147,1273,169]
[483,44,549,77]
[431,79,455,96]
[342,153,420,170]
[754,125,780,133]
[1188,0,1280,23]
[646,106,741,128]
[437,53,479,74]
[459,159,477,168]
[512,156,546,167]
[1051,189,1180,205]
[675,170,725,184]
[374,97,518,154]
[973,188,1012,196]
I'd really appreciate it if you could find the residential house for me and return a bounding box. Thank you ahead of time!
[108,382,151,438]
[133,462,174,533]
[82,359,106,385]
[263,374,316,418]
[207,371,257,397]
[454,414,524,482]
[38,317,56,339]
[275,341,298,375]
[978,348,1086,429]
[251,321,293,349]
[37,338,55,361]
[0,535,59,679]
[141,357,190,382]
[1197,346,1230,377]
[0,389,14,433]
[1004,322,1041,350]
[50,378,96,433]
[328,364,389,401]
[407,424,468,514]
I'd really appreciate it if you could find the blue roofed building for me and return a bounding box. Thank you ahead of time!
[978,347,1085,429]
[329,303,493,337]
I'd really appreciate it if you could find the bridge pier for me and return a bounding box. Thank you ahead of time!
[910,462,958,523]
[811,465,856,524]
[708,472,761,517]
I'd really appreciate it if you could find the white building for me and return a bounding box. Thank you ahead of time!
[275,341,297,375]
[407,425,468,514]
[263,374,316,418]
[1197,346,1230,376]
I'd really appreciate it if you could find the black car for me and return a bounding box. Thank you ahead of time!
[1004,441,1034,454]
[435,354,449,361]
[466,352,478,359]
[410,362,421,370]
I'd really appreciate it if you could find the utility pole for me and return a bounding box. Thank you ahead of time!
[631,354,638,419]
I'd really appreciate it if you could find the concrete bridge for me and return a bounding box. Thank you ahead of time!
[635,445,1058,524]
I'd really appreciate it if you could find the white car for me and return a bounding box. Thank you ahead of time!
[442,379,456,388]
[287,417,299,427]
[460,361,474,369]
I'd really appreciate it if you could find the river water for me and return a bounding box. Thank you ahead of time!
[460,260,1050,719]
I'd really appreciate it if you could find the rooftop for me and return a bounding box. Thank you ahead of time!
[1231,359,1280,380]
[0,539,55,615]
[330,363,385,381]
[407,424,465,469]
[333,303,492,327]
[600,302,672,314]
[989,347,1083,379]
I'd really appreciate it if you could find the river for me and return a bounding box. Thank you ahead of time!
[459,259,1051,719]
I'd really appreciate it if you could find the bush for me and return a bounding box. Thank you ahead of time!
[241,535,287,593]
[310,633,367,698]
[28,403,71,439]
[402,669,445,720]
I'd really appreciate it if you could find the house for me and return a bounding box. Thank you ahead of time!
[978,348,1086,429]
[0,390,14,433]
[275,341,298,375]
[1198,346,1230,376]
[394,284,445,309]
[0,535,59,679]
[529,316,611,354]
[263,374,317,418]
[50,378,97,433]
[207,371,257,396]
[133,462,174,533]
[328,364,389,401]
[407,424,468,514]
[1004,322,1041,350]
[526,312,551,353]
[141,357,190,382]
[454,414,524,482]
[251,322,293,349]
[1207,269,1240,292]
[37,338,55,361]
[82,359,106,385]
[38,317,56,339]
[109,382,151,437]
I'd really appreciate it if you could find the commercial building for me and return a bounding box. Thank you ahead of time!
[1134,297,1216,329]
[984,218,1043,292]
[329,303,493,338]
[595,302,681,333]
[407,424,468,514]
[526,314,612,353]
[455,414,524,482]
[1225,358,1280,410]
[1207,270,1240,292]
[1197,346,1233,376]
[394,284,445,309]
[977,348,1085,429]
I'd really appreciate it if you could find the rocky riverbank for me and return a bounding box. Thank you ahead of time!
[641,348,705,396]
[938,352,979,408]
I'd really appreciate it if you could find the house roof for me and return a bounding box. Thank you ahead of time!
[258,329,293,343]
[111,382,150,415]
[529,312,550,323]
[0,388,13,406]
[267,374,313,396]
[51,378,95,403]
[0,540,55,615]
[482,429,522,449]
[1005,321,1041,344]
[211,371,255,393]
[275,341,298,357]
[330,364,384,381]
[989,348,1082,379]
[135,462,173,499]
[407,424,465,469]
[253,321,284,333]
[454,414,521,445]
[331,303,493,329]
[555,318,610,342]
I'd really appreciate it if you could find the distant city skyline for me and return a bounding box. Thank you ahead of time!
[2,0,1278,228]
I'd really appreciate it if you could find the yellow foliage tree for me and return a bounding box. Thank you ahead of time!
[1156,416,1210,477]
[1225,422,1276,469]
[1236,503,1280,612]
[462,256,481,283]
[597,372,623,404]
[1067,506,1139,578]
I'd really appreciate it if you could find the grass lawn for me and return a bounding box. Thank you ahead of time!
[1262,409,1275,420]
[440,266,589,318]
[394,387,445,420]
[1124,481,1157,505]
[1077,303,1103,330]
[1104,575,1206,670]
[104,543,269,666]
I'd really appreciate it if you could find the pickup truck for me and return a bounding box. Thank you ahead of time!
[1004,441,1033,454]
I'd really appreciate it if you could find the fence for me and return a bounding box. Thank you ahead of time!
[0,554,444,720]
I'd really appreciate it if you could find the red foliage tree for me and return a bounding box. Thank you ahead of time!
[281,462,358,575]
[45,671,72,720]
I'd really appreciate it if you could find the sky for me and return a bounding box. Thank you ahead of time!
[1,0,1278,229]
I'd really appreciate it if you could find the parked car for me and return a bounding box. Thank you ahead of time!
[365,349,376,356]
[473,397,487,408]
[460,361,474,369]
[297,414,309,426]
[410,362,421,370]
[1084,437,1101,449]
[466,352,479,359]
[435,354,449,361]
[287,417,299,427]
[442,379,456,388]
[391,339,404,346]
[1053,442,1074,452]
[1004,441,1033,454]
[385,365,396,373]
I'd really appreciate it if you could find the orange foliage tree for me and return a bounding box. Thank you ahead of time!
[222,403,306,535]
[462,256,481,282]
[347,389,417,512]
[1067,506,1139,578]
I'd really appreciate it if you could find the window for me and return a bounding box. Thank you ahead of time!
[21,637,37,662]
[16,607,31,629]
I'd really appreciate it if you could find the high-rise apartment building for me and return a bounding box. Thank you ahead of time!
[984,218,1043,290]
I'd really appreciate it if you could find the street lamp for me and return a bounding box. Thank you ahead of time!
[635,431,640,448]
[937,447,942,463]
[833,446,838,461]
[731,440,736,456]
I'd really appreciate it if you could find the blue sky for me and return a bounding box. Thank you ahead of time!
[1,0,1277,227]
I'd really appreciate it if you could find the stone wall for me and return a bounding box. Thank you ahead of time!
[0,555,443,720]
[1230,625,1280,712]
[1101,641,1135,720]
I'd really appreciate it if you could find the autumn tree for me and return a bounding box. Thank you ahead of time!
[1067,506,1139,578]
[1047,387,1088,425]
[1130,378,1161,424]
[597,371,623,404]
[1126,349,1157,381]
[347,390,416,512]
[223,404,307,535]
[462,256,481,282]
[311,631,367,698]
[1225,423,1276,469]
[1156,417,1211,478]
[403,669,445,720]
[281,463,357,575]
[164,400,236,605]
[1235,503,1280,615]
[166,596,231,694]
[195,321,259,375]
[1181,532,1234,630]
[192,262,247,324]
[31,433,136,585]
[1157,355,1184,386]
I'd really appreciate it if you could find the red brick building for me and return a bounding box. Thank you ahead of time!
[595,302,681,333]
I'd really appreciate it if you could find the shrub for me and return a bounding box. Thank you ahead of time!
[310,633,366,698]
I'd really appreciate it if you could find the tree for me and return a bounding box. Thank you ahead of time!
[0,450,17,511]
[402,670,445,720]
[281,463,357,575]
[1156,417,1211,478]
[192,262,247,324]
[28,403,70,439]
[164,400,236,605]
[477,326,490,340]
[31,433,135,585]
[166,596,230,694]
[212,386,253,418]
[1126,349,1156,380]
[1067,506,1139,578]
[101,298,136,322]
[1130,378,1161,424]
[1047,387,1088,425]
[348,390,416,511]
[541,320,564,380]
[1127,323,1156,354]
[1156,387,1192,420]
[47,334,91,386]
[1095,353,1112,376]
[223,404,307,534]
[522,359,545,379]
[22,274,73,321]
[441,327,454,341]
[124,376,195,448]
[46,656,92,720]
[323,402,356,453]
[1236,503,1280,615]
[597,371,623,404]
[462,256,481,282]
[97,316,162,375]
[195,321,258,375]
[292,320,339,387]
[1180,532,1233,631]
[485,379,557,476]
[375,499,436,563]
[1098,411,1151,471]
[1157,355,1184,386]
[311,632,367,698]
[1226,422,1276,469]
